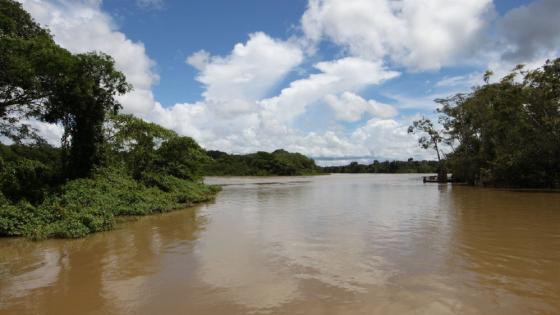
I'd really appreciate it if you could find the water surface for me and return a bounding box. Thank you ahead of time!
[1,174,559,314]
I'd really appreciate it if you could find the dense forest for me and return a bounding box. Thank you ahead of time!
[0,1,218,239]
[322,159,439,174]
[204,149,323,176]
[410,60,560,188]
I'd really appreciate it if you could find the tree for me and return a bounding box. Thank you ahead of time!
[432,59,560,188]
[105,114,175,180]
[42,53,131,178]
[1,1,130,178]
[155,136,209,181]
[0,0,73,142]
[104,114,209,184]
[408,117,447,181]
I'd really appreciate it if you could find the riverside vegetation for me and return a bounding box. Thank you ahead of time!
[0,1,218,239]
[205,149,323,176]
[408,61,560,188]
[322,159,439,174]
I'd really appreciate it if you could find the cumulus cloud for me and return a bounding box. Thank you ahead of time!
[351,118,426,160]
[187,32,304,102]
[497,0,560,63]
[325,92,397,122]
[185,50,210,71]
[150,56,399,156]
[16,0,443,161]
[301,0,493,70]
[21,0,560,162]
[21,0,160,115]
[260,57,399,124]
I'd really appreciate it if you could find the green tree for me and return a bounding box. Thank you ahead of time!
[435,59,560,187]
[1,1,130,178]
[408,117,447,181]
[0,0,73,142]
[155,136,209,181]
[42,53,131,178]
[105,114,175,180]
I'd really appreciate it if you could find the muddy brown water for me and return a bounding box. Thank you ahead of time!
[1,174,559,314]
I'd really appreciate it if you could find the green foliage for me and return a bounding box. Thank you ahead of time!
[407,118,447,180]
[434,58,560,188]
[0,115,220,240]
[0,0,73,142]
[42,52,131,178]
[322,159,439,174]
[0,143,62,203]
[408,118,444,160]
[1,1,130,177]
[204,149,323,176]
[0,3,220,240]
[105,114,208,181]
[0,0,49,38]
[105,113,175,179]
[155,136,210,181]
[0,167,220,239]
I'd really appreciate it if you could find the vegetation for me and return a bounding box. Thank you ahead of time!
[322,159,439,174]
[407,118,447,181]
[0,164,218,239]
[411,59,560,188]
[0,1,219,239]
[204,149,323,176]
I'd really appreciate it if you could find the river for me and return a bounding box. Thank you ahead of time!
[1,174,559,314]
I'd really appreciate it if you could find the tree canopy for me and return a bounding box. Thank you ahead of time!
[1,0,131,177]
[412,59,560,188]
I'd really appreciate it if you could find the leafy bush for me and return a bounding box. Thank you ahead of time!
[0,167,220,239]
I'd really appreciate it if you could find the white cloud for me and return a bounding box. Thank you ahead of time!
[24,0,552,161]
[149,55,400,158]
[325,92,397,122]
[435,73,483,88]
[301,0,493,70]
[186,50,210,71]
[21,0,160,115]
[351,118,431,161]
[260,57,399,124]
[136,0,163,10]
[187,32,304,102]
[18,0,424,161]
[29,120,65,145]
[497,0,560,63]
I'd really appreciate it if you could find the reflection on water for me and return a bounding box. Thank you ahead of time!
[1,174,559,314]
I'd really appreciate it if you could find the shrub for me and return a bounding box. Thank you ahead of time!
[0,167,220,239]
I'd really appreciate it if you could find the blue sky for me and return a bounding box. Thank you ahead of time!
[102,0,309,105]
[21,0,560,164]
[101,0,527,106]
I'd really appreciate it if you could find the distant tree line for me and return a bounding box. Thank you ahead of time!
[410,59,560,188]
[322,159,439,174]
[204,149,323,176]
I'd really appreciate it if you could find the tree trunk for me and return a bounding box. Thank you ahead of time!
[434,142,446,182]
